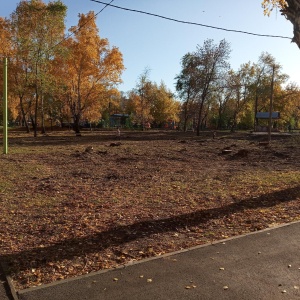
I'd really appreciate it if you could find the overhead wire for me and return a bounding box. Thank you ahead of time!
[28,0,114,62]
[90,0,292,41]
[49,0,115,51]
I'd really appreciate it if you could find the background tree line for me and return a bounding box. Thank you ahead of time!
[175,39,300,134]
[0,0,299,135]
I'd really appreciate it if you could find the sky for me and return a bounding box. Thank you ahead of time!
[1,0,300,95]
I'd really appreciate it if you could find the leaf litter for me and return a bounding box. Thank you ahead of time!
[0,130,300,290]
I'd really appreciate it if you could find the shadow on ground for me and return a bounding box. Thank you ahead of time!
[1,185,300,276]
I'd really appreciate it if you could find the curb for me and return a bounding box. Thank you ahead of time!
[0,261,19,300]
[18,219,300,295]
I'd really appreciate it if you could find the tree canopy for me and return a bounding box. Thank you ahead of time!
[1,0,124,135]
[126,69,180,129]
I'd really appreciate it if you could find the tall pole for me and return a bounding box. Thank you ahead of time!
[267,65,275,144]
[3,58,8,154]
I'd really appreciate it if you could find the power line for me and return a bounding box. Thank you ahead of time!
[29,0,114,62]
[49,0,114,52]
[9,1,114,63]
[90,0,292,40]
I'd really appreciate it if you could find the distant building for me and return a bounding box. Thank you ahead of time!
[255,112,280,119]
[109,114,129,127]
[255,111,280,132]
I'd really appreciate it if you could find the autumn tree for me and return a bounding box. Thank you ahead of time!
[262,0,300,48]
[209,74,233,129]
[1,12,31,131]
[175,53,198,131]
[127,73,180,129]
[224,64,256,131]
[252,52,289,130]
[0,17,13,125]
[58,11,124,134]
[126,92,152,129]
[149,82,180,127]
[10,0,67,136]
[126,69,154,130]
[176,39,231,135]
[134,69,154,129]
[279,83,300,128]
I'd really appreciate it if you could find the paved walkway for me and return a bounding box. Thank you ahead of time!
[11,221,300,300]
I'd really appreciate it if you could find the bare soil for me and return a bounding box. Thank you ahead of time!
[0,129,300,290]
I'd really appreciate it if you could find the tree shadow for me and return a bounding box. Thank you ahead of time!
[1,185,300,276]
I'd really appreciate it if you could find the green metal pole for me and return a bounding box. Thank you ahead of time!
[268,65,275,144]
[3,57,8,154]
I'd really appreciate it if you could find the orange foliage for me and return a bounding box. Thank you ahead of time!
[0,17,12,56]
[53,11,124,132]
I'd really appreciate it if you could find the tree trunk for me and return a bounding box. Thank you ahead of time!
[183,101,189,132]
[231,110,238,132]
[40,94,46,134]
[73,114,81,134]
[34,62,39,137]
[201,109,209,130]
[34,93,38,137]
[23,118,30,133]
[31,116,37,135]
[19,96,30,133]
[254,94,258,131]
[217,104,223,130]
[282,1,300,48]
[196,100,205,136]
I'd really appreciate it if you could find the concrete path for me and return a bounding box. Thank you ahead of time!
[15,221,300,300]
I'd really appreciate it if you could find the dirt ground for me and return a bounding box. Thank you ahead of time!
[0,129,300,290]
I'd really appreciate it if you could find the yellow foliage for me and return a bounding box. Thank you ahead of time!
[262,0,287,15]
[54,11,124,130]
[127,79,180,126]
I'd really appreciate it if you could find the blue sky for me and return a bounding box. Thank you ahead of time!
[2,0,299,94]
